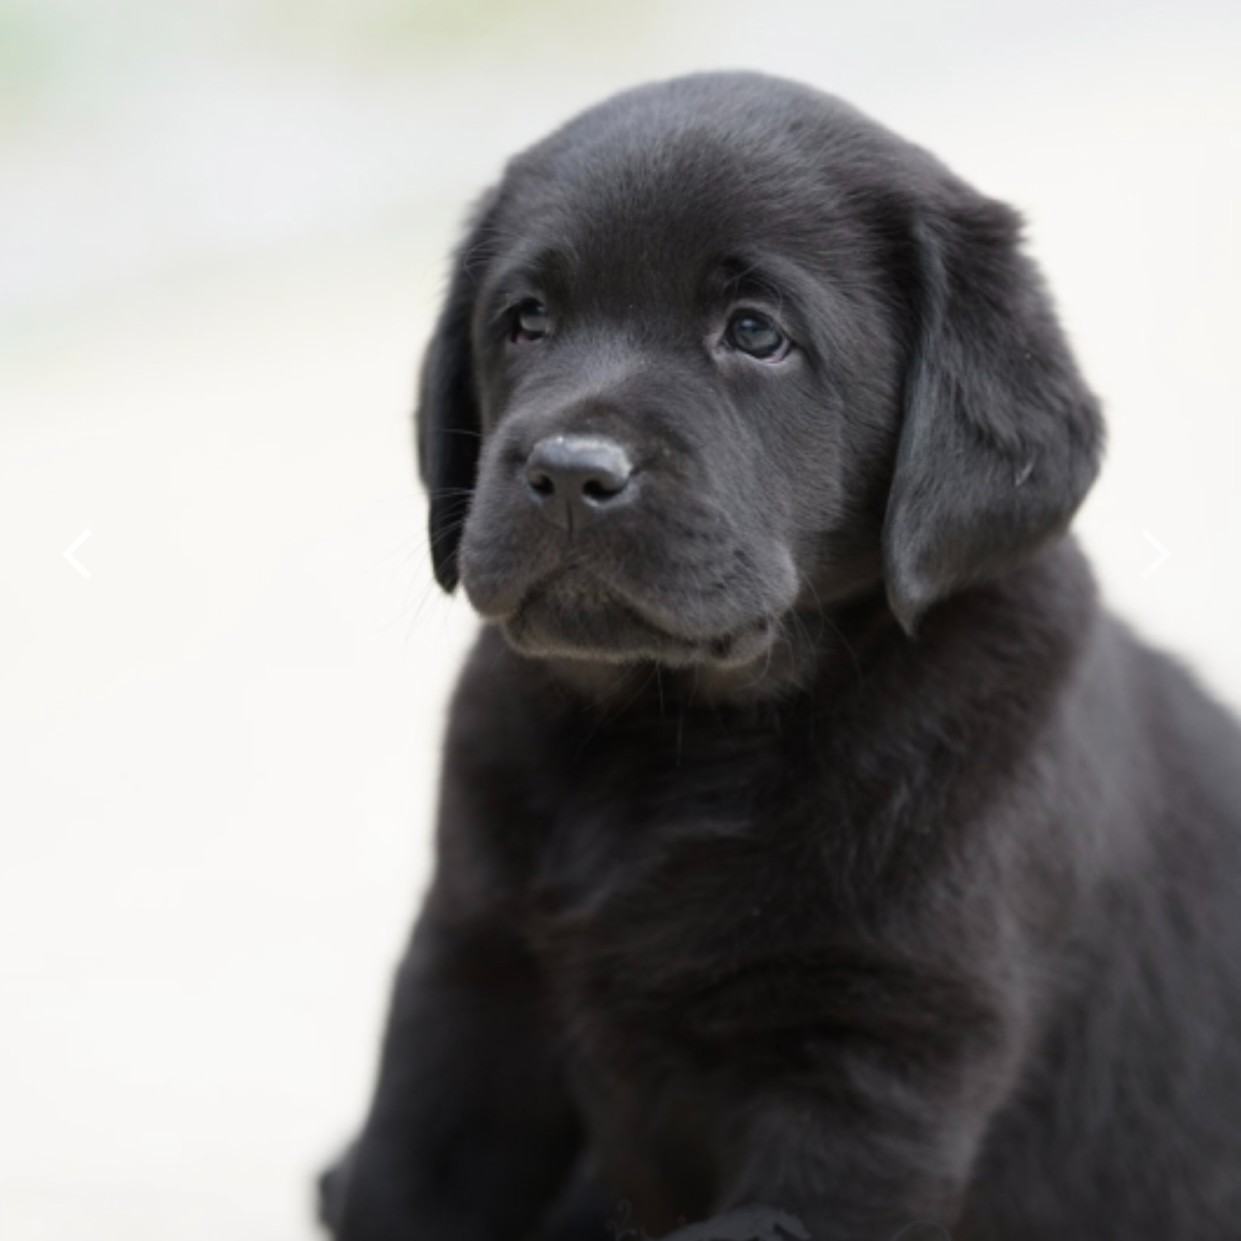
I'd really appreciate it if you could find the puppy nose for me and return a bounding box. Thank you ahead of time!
[524,435,635,527]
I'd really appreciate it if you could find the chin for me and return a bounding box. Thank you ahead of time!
[497,576,781,670]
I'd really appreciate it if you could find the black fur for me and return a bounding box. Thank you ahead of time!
[322,72,1241,1240]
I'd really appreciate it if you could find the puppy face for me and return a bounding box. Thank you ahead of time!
[419,74,1103,672]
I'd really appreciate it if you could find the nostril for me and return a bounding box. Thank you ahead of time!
[582,474,628,502]
[526,468,555,497]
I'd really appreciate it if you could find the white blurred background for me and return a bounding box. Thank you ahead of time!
[1,2,1239,1238]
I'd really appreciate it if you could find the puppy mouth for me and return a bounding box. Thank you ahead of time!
[500,570,779,668]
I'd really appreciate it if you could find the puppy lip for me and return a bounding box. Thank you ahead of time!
[499,569,782,666]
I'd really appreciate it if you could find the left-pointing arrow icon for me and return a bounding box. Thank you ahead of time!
[63,529,93,579]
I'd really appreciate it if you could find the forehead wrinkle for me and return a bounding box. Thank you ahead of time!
[714,252,816,308]
[480,241,580,312]
[504,127,864,311]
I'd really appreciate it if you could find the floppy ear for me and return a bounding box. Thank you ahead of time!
[416,189,500,592]
[882,192,1104,633]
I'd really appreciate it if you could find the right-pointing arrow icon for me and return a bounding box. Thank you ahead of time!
[1142,530,1170,579]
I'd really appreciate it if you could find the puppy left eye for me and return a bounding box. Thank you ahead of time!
[725,311,790,361]
[511,299,550,344]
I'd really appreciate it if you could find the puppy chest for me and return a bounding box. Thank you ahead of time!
[525,824,840,1063]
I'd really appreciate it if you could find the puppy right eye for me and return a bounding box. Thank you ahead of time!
[511,300,550,343]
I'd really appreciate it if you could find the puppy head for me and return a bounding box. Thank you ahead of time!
[417,73,1102,670]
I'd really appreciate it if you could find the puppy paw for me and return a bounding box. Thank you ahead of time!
[666,1204,811,1241]
[315,1143,355,1235]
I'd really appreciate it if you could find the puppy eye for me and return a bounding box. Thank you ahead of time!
[511,299,550,344]
[726,311,789,361]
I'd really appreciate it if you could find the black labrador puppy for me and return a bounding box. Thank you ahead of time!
[320,72,1241,1240]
